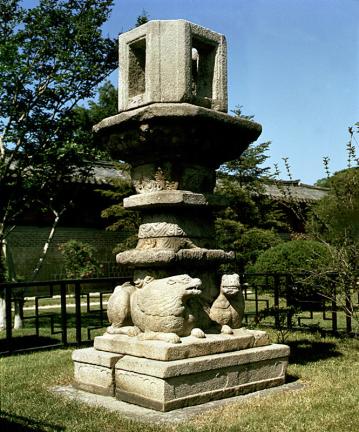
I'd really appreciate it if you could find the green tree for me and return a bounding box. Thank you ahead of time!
[71,80,118,163]
[308,164,359,329]
[307,125,359,279]
[249,239,333,274]
[74,81,139,251]
[308,167,359,246]
[215,107,287,270]
[273,124,359,331]
[0,0,116,328]
[0,0,117,279]
[99,162,140,252]
[59,240,102,278]
[135,10,149,27]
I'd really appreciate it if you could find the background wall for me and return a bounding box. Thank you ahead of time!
[8,226,130,280]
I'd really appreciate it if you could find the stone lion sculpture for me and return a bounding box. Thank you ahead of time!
[209,273,245,334]
[107,274,205,343]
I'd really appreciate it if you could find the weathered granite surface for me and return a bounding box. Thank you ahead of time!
[131,163,216,194]
[210,274,245,332]
[94,329,270,361]
[93,103,261,167]
[115,344,289,411]
[123,191,227,209]
[72,348,123,396]
[106,274,203,338]
[71,344,290,412]
[116,248,234,267]
[118,20,227,112]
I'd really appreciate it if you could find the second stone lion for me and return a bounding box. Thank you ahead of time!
[209,273,245,334]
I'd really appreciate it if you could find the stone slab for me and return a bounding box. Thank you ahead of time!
[72,347,123,368]
[114,343,289,411]
[116,247,234,267]
[94,329,270,361]
[53,382,304,424]
[123,191,227,209]
[72,348,123,396]
[94,103,255,135]
[115,343,289,378]
[93,103,262,167]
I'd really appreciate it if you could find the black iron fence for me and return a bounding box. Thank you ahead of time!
[240,272,358,335]
[0,277,130,355]
[0,273,357,355]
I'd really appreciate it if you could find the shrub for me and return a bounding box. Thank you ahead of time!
[249,239,333,274]
[239,228,283,271]
[59,240,102,279]
[248,239,336,311]
[215,218,283,272]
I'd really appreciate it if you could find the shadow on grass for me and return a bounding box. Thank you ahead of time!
[23,311,109,331]
[288,339,343,365]
[0,411,64,431]
[285,373,300,383]
[0,335,61,354]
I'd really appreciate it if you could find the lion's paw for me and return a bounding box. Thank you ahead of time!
[191,328,206,338]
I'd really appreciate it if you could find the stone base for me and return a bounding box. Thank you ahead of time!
[72,342,289,412]
[72,348,123,396]
[115,344,289,411]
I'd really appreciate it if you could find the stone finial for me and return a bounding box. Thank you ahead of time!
[118,20,227,112]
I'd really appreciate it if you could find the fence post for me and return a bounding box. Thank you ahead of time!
[345,284,352,334]
[5,284,12,351]
[74,281,82,345]
[273,274,280,329]
[285,274,294,329]
[60,282,68,346]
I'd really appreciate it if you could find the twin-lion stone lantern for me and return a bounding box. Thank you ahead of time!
[72,20,289,412]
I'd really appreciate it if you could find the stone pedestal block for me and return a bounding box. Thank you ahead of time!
[72,348,123,396]
[94,329,270,361]
[114,344,289,411]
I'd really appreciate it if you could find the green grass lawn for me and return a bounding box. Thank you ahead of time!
[1,330,358,432]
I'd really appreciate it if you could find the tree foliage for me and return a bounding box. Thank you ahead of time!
[0,0,117,279]
[306,125,359,279]
[72,80,118,160]
[308,167,359,246]
[59,240,102,278]
[135,10,149,27]
[214,107,288,269]
[249,239,333,274]
[75,81,140,249]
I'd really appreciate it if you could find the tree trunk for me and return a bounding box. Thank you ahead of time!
[31,206,66,281]
[0,236,7,329]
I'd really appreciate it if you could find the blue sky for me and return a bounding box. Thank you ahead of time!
[101,0,358,184]
[23,0,358,184]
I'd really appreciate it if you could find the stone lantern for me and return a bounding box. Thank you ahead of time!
[72,20,289,412]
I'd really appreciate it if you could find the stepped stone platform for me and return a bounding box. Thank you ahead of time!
[73,329,289,411]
